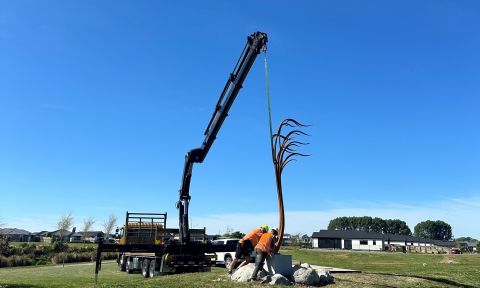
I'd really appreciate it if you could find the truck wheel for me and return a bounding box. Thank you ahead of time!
[142,259,151,278]
[149,259,156,277]
[224,256,233,269]
[126,258,133,274]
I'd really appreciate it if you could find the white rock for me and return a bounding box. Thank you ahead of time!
[318,270,334,285]
[269,274,292,285]
[230,263,267,282]
[292,264,302,274]
[300,262,311,268]
[293,267,320,285]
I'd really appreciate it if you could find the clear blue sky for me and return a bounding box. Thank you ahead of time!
[1,1,479,239]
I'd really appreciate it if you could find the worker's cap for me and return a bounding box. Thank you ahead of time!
[261,225,269,232]
[271,228,278,235]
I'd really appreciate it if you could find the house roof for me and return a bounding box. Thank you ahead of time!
[75,231,104,237]
[459,240,478,247]
[50,229,73,236]
[32,231,49,236]
[433,240,456,247]
[312,230,384,240]
[0,228,31,235]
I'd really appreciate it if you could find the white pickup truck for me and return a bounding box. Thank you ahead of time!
[211,238,239,268]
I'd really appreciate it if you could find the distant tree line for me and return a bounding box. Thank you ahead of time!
[328,217,454,240]
[413,220,452,241]
[328,216,412,235]
[456,236,477,242]
[223,231,244,239]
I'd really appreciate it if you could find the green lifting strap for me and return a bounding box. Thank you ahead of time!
[263,49,276,164]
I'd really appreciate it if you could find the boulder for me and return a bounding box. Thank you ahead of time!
[269,274,292,285]
[230,263,267,282]
[292,264,302,274]
[300,262,311,269]
[292,267,320,285]
[318,270,334,285]
[260,275,272,284]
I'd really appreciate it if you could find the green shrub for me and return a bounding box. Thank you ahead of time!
[69,245,95,253]
[0,255,9,267]
[51,252,95,264]
[34,254,50,266]
[11,255,34,266]
[0,235,9,256]
[0,255,34,267]
[52,242,69,253]
[39,244,53,254]
[23,243,37,254]
[15,243,36,255]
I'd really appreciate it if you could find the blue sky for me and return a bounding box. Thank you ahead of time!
[1,1,479,239]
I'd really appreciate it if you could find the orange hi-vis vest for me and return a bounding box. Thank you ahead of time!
[239,228,263,247]
[255,231,275,254]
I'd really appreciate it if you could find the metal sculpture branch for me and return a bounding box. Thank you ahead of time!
[271,118,310,253]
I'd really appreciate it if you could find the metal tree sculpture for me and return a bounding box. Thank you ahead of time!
[271,118,309,253]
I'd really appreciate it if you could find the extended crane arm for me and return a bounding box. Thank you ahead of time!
[176,32,268,244]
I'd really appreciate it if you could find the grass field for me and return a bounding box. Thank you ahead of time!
[0,249,479,288]
[283,248,480,288]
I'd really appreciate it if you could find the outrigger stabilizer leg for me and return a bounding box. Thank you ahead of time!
[94,241,103,284]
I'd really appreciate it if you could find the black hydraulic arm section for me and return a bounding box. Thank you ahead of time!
[176,32,268,244]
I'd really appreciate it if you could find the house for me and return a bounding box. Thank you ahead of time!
[50,229,74,242]
[301,234,311,247]
[432,240,456,249]
[69,232,84,243]
[73,231,105,243]
[0,228,31,242]
[30,231,49,242]
[311,230,384,251]
[458,240,478,253]
[282,234,292,246]
[311,230,455,252]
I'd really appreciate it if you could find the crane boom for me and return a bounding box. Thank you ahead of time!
[177,31,268,243]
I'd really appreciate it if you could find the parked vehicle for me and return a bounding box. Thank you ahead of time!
[211,238,239,268]
[450,248,462,254]
[113,212,215,278]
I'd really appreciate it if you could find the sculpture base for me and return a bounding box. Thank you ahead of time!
[266,254,293,277]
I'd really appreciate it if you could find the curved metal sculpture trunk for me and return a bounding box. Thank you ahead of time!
[271,118,309,253]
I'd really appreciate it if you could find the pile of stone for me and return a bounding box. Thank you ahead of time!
[230,263,334,286]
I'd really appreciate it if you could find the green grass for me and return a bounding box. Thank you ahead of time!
[282,248,480,288]
[0,261,259,288]
[0,249,479,288]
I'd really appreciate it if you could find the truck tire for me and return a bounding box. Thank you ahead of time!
[126,257,133,274]
[149,259,156,277]
[224,256,233,269]
[142,259,151,278]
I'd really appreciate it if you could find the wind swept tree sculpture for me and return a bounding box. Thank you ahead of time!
[270,118,309,252]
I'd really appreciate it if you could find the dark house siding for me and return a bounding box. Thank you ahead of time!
[318,238,342,249]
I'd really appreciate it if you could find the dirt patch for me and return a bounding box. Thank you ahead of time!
[333,272,456,288]
[440,257,459,264]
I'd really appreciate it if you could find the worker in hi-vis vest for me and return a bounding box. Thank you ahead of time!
[228,225,269,273]
[250,227,278,281]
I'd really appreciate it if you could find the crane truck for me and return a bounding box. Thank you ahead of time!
[95,31,268,279]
